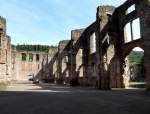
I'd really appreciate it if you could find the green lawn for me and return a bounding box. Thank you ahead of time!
[129,82,146,88]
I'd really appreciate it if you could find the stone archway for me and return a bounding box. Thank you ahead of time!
[123,46,144,88]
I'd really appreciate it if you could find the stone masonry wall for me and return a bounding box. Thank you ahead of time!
[0,16,12,82]
[13,49,57,82]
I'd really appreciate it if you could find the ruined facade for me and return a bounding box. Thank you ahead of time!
[0,16,12,82]
[0,16,58,82]
[48,0,150,90]
[13,50,47,81]
[0,0,150,90]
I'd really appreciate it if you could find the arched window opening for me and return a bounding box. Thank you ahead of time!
[123,47,145,88]
[29,53,33,62]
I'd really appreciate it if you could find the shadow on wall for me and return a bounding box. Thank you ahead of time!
[34,0,148,91]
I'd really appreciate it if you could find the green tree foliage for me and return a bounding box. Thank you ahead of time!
[128,51,144,66]
[16,44,57,52]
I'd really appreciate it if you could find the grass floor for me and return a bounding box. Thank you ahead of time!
[129,82,146,88]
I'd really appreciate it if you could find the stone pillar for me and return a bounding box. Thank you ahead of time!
[144,45,150,90]
[68,52,77,86]
[107,6,125,88]
[0,17,7,82]
[48,48,58,82]
[57,40,70,84]
[26,53,29,62]
[110,55,124,88]
[99,45,110,89]
[137,0,150,90]
[82,34,90,85]
[95,31,101,88]
[96,6,115,90]
[57,56,63,83]
[33,53,36,62]
[0,16,6,64]
[69,29,84,86]
[49,61,54,80]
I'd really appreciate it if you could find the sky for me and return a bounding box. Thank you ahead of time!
[0,0,129,46]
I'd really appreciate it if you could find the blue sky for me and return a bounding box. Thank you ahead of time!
[0,0,127,45]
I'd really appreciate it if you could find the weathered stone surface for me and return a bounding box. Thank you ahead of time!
[0,17,11,82]
[0,0,150,91]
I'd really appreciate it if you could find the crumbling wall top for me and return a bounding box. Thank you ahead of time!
[59,40,70,45]
[58,40,70,52]
[11,45,17,51]
[0,16,6,35]
[97,5,115,20]
[0,16,6,25]
[71,29,84,41]
[48,47,58,54]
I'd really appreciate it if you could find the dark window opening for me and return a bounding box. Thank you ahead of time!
[36,54,40,61]
[91,63,95,67]
[22,53,26,61]
[29,53,33,62]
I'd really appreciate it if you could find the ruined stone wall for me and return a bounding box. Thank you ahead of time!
[0,16,59,82]
[41,48,58,82]
[0,16,12,82]
[1,0,150,90]
[13,51,45,81]
[0,16,6,64]
[136,0,150,89]
[81,6,116,87]
[57,40,70,83]
[13,51,47,81]
[5,35,12,81]
[88,53,97,86]
[70,29,84,85]
[11,45,17,81]
[8,46,58,82]
[46,48,58,82]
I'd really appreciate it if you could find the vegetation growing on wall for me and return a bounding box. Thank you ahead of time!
[128,51,144,66]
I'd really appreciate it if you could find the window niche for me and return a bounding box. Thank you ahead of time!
[36,54,40,61]
[22,53,26,61]
[124,18,141,43]
[126,4,135,14]
[90,33,96,54]
[29,53,33,62]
